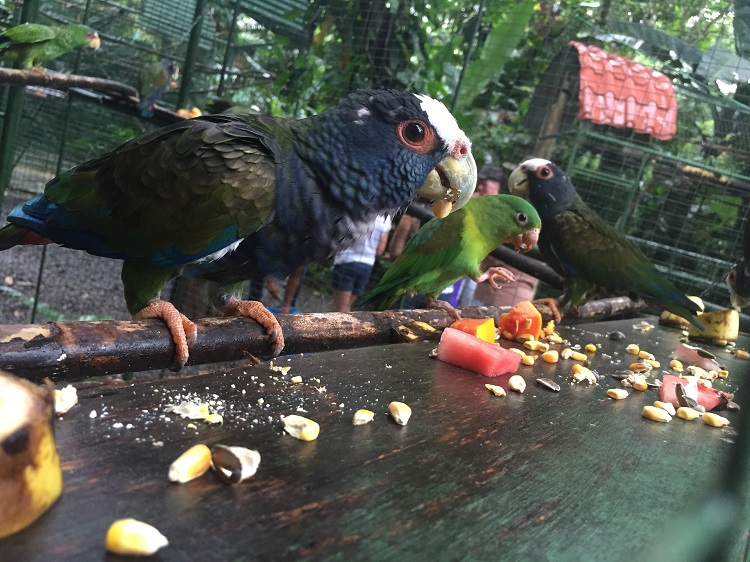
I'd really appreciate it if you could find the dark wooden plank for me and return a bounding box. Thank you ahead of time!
[3,317,749,561]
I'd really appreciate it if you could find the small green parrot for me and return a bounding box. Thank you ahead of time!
[137,59,179,117]
[0,23,100,69]
[360,194,541,317]
[0,90,477,368]
[507,158,704,329]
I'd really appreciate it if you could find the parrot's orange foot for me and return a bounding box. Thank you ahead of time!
[532,298,562,323]
[474,266,515,289]
[28,66,49,76]
[133,299,196,370]
[218,297,284,357]
[426,296,461,321]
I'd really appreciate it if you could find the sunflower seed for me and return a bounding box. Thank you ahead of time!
[536,378,560,392]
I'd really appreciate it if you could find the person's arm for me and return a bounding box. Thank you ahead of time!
[281,267,304,313]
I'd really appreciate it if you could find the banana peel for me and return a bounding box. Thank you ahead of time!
[687,309,739,345]
[0,371,63,538]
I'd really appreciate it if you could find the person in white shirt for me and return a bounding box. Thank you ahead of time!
[332,215,393,312]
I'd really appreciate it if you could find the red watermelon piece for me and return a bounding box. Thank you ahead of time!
[659,374,730,412]
[437,327,521,377]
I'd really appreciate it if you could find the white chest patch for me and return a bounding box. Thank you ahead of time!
[191,239,244,265]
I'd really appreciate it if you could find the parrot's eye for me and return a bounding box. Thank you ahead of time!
[516,212,529,226]
[535,166,552,179]
[396,119,437,153]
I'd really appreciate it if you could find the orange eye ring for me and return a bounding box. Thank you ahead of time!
[396,119,437,153]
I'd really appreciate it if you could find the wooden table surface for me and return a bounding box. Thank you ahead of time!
[3,316,750,561]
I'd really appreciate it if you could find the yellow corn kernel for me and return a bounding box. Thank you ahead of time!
[573,368,597,384]
[515,334,534,344]
[669,359,684,372]
[352,409,375,425]
[654,401,676,416]
[543,320,556,336]
[509,375,526,393]
[281,414,320,441]
[168,444,212,483]
[625,344,640,355]
[645,359,660,369]
[717,369,729,379]
[638,350,655,360]
[607,388,628,400]
[629,362,651,373]
[560,347,573,359]
[485,384,506,397]
[523,340,549,352]
[642,405,672,422]
[388,401,412,426]
[291,375,303,384]
[541,350,559,364]
[677,407,700,420]
[702,412,730,428]
[205,413,223,424]
[584,343,597,353]
[105,518,169,556]
[521,354,536,366]
[546,334,562,344]
[508,347,526,357]
[570,351,587,362]
[735,349,750,360]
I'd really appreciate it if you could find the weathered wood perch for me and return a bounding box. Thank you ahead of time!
[0,67,138,98]
[0,297,648,382]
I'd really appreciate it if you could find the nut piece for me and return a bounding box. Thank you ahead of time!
[677,407,700,421]
[168,444,212,483]
[352,409,375,425]
[654,401,676,416]
[607,388,628,400]
[210,445,261,484]
[702,412,730,428]
[642,405,672,423]
[105,518,169,556]
[541,350,559,363]
[485,384,506,397]
[281,414,320,441]
[508,375,526,393]
[388,401,412,425]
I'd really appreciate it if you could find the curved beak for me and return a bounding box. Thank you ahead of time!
[506,228,540,253]
[88,33,101,50]
[507,165,529,198]
[416,151,477,218]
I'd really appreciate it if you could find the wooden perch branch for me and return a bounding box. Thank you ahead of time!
[0,297,648,383]
[0,67,138,98]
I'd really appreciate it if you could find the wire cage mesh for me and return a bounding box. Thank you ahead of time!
[0,0,747,326]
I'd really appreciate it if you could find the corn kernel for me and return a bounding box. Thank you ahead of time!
[702,412,730,428]
[205,413,223,424]
[560,347,573,359]
[352,409,375,425]
[677,407,700,420]
[105,518,169,556]
[281,414,320,441]
[607,388,628,400]
[291,375,303,384]
[485,384,506,397]
[717,369,729,379]
[388,401,412,425]
[638,350,655,361]
[625,344,640,355]
[523,340,549,352]
[509,375,526,393]
[629,362,651,373]
[168,444,212,483]
[584,344,597,353]
[541,350,559,363]
[570,351,587,362]
[642,405,672,422]
[645,359,660,369]
[515,334,534,344]
[654,401,676,416]
[521,354,535,366]
[669,359,684,372]
[543,320,556,336]
[735,349,750,360]
[546,334,563,344]
[508,347,526,357]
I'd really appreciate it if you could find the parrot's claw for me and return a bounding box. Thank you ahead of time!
[474,266,515,289]
[425,297,462,321]
[532,298,563,323]
[133,299,195,370]
[217,297,285,356]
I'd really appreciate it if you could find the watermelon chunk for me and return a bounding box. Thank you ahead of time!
[437,327,521,377]
[450,317,496,344]
[659,374,729,412]
[498,300,543,340]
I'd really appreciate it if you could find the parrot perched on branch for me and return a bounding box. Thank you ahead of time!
[507,158,703,329]
[0,89,477,368]
[137,59,179,118]
[0,23,100,69]
[360,194,541,318]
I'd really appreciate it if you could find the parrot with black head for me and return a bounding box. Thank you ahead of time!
[508,158,703,329]
[0,89,477,368]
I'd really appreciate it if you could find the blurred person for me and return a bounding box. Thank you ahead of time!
[332,215,393,312]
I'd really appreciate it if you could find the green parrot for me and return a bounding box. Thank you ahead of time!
[0,90,477,368]
[137,59,179,117]
[360,194,541,317]
[507,158,704,329]
[0,23,100,69]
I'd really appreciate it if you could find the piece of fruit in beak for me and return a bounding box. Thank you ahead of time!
[507,165,529,198]
[417,151,477,218]
[507,228,540,252]
[88,33,101,50]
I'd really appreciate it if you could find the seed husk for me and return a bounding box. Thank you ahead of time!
[536,378,560,392]
[211,445,261,484]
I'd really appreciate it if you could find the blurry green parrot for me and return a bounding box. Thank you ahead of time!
[508,158,703,329]
[137,59,179,117]
[360,194,541,318]
[0,23,100,69]
[0,90,477,368]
